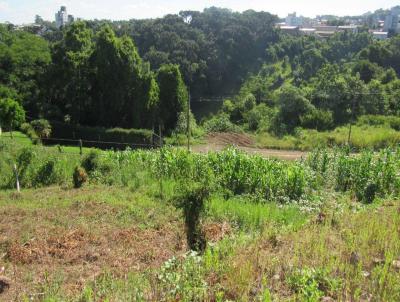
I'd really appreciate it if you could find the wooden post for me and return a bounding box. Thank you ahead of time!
[347,122,352,146]
[13,163,20,192]
[187,90,191,151]
[159,124,164,201]
[79,139,83,155]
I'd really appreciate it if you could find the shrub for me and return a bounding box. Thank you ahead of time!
[222,99,235,114]
[288,268,340,301]
[30,119,52,139]
[82,151,101,173]
[20,122,39,143]
[174,111,201,136]
[203,114,242,133]
[73,166,88,188]
[16,147,36,185]
[174,183,210,253]
[357,115,400,131]
[300,109,334,131]
[33,159,59,187]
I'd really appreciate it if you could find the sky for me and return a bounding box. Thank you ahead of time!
[0,0,399,24]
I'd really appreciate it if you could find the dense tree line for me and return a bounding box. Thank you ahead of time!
[1,7,400,136]
[0,23,187,132]
[223,32,400,134]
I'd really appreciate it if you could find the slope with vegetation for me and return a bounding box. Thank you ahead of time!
[1,137,400,300]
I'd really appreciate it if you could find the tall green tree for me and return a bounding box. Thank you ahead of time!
[274,84,314,134]
[0,25,50,117]
[46,21,93,123]
[90,25,143,127]
[156,64,188,132]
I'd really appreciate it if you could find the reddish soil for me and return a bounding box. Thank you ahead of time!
[193,132,306,161]
[0,187,233,300]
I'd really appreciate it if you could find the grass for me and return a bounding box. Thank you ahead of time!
[1,185,399,301]
[256,125,400,151]
[1,138,400,301]
[207,195,307,231]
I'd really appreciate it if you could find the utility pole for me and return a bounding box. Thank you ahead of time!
[187,89,191,152]
[347,93,358,147]
[184,14,192,153]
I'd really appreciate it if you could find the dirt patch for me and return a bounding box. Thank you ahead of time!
[203,222,232,242]
[206,132,255,147]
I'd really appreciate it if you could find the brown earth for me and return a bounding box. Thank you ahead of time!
[192,132,306,161]
[0,187,232,301]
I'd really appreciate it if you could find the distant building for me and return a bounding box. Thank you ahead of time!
[299,28,316,36]
[286,12,303,27]
[55,6,73,28]
[384,8,400,33]
[372,31,388,40]
[279,26,300,35]
[338,25,359,34]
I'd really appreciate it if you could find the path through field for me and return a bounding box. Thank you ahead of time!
[192,132,306,160]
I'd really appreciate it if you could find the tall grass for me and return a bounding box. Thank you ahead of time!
[2,138,400,204]
[307,148,400,203]
[256,125,400,151]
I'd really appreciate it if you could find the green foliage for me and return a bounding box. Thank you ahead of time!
[357,115,400,131]
[203,114,242,133]
[174,183,210,252]
[157,64,188,132]
[300,109,334,131]
[308,148,400,203]
[50,122,153,148]
[0,98,25,131]
[158,252,208,300]
[288,268,340,302]
[0,26,51,116]
[30,119,52,139]
[33,159,59,187]
[274,85,314,134]
[81,150,101,174]
[19,122,40,144]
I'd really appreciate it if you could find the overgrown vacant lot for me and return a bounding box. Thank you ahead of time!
[1,140,400,301]
[1,187,400,301]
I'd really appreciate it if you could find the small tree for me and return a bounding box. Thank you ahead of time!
[0,98,25,138]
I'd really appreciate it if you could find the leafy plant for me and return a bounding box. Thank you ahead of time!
[174,183,210,253]
[288,268,340,302]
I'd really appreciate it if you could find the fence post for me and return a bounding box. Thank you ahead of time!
[13,163,20,192]
[79,139,83,155]
[159,125,164,201]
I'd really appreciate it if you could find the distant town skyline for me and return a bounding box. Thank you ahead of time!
[0,0,399,24]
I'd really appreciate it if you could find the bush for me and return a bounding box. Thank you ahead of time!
[288,268,340,301]
[174,183,210,253]
[33,159,59,187]
[300,109,334,131]
[81,151,101,173]
[357,115,400,131]
[203,114,242,133]
[222,99,235,114]
[20,122,39,143]
[73,166,88,188]
[174,111,202,137]
[30,119,52,139]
